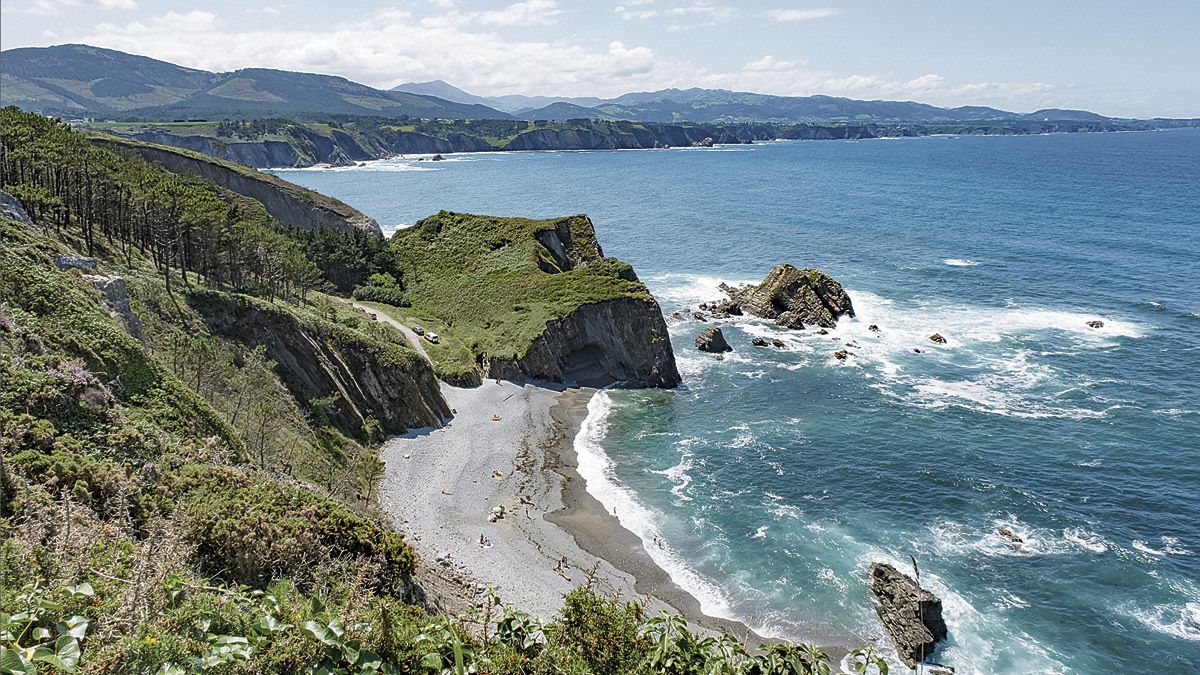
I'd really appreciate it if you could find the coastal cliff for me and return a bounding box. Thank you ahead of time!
[390,211,680,388]
[90,134,383,236]
[189,290,450,435]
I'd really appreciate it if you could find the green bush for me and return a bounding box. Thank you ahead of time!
[184,480,415,592]
[352,284,411,307]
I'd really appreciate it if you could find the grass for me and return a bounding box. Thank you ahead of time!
[353,300,480,384]
[389,211,648,364]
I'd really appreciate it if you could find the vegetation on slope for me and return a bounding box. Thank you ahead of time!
[387,211,645,378]
[0,108,883,673]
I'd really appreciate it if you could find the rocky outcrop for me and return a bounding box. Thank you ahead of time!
[480,296,680,388]
[189,291,449,436]
[869,563,948,668]
[929,333,947,344]
[91,136,383,237]
[1086,320,1104,329]
[719,264,854,329]
[0,190,35,228]
[82,274,144,341]
[695,327,732,353]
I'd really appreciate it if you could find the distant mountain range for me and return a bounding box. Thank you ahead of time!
[0,44,511,121]
[394,80,1117,124]
[0,44,1148,124]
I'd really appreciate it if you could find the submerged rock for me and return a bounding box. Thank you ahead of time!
[719,264,854,329]
[869,562,948,668]
[1087,320,1104,329]
[751,337,768,347]
[868,324,881,333]
[695,327,732,353]
[996,527,1024,546]
[928,333,947,344]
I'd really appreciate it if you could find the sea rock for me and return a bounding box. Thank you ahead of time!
[772,339,785,348]
[833,349,852,361]
[996,527,1024,546]
[751,337,768,347]
[928,333,947,344]
[431,154,445,161]
[692,137,715,147]
[719,264,854,329]
[816,329,829,335]
[869,563,948,668]
[695,327,732,353]
[326,146,357,167]
[691,312,708,322]
[868,324,881,333]
[1086,320,1104,329]
[913,348,922,353]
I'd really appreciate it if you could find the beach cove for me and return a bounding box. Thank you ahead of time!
[379,381,786,646]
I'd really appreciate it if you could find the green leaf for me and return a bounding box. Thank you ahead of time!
[0,646,36,675]
[64,583,93,598]
[301,620,335,646]
[57,617,88,640]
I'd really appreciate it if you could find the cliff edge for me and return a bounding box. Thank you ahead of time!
[391,212,680,388]
[90,134,383,237]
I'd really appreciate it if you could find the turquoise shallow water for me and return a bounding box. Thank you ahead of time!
[275,131,1200,673]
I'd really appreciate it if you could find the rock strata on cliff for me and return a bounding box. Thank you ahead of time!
[869,563,949,668]
[392,211,680,388]
[719,264,854,329]
[189,291,449,435]
[91,135,383,237]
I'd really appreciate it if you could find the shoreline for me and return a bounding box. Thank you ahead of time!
[378,379,849,656]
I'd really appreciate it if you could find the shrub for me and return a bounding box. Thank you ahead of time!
[184,480,414,592]
[352,284,411,307]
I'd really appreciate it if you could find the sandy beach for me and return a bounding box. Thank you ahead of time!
[378,380,765,641]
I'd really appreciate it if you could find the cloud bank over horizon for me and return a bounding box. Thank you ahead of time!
[3,1,1196,118]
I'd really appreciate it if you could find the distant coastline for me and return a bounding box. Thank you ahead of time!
[82,117,1200,170]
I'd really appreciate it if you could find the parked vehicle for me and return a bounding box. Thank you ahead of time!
[412,325,425,335]
[425,332,440,344]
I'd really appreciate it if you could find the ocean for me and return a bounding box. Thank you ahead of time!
[274,129,1200,673]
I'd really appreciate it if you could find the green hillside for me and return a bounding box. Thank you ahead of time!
[0,44,512,121]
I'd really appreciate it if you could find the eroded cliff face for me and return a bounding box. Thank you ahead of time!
[482,295,680,388]
[91,136,383,237]
[190,292,450,435]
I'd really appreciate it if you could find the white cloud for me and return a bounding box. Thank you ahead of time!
[15,0,136,17]
[67,6,1056,110]
[616,1,734,21]
[765,7,841,23]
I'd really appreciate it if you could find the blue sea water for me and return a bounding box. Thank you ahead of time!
[275,130,1200,673]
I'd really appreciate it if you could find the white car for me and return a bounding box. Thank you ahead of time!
[425,332,440,344]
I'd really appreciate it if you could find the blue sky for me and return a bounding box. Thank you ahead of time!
[2,0,1197,117]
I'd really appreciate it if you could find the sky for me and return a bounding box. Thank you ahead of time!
[2,0,1197,117]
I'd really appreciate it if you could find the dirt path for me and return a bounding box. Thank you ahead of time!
[348,300,431,361]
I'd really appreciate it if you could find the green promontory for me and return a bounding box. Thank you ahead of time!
[391,211,681,388]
